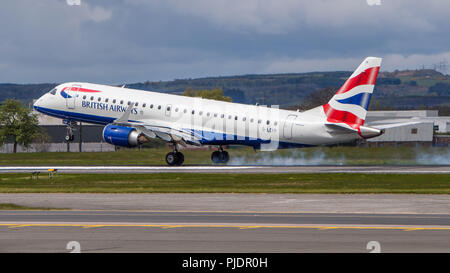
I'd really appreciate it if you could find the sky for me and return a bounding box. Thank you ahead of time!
[0,0,449,84]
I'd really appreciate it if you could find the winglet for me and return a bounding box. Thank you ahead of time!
[114,102,134,124]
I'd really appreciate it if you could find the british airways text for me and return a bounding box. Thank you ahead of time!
[81,101,138,114]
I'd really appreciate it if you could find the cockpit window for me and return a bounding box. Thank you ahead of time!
[49,88,57,95]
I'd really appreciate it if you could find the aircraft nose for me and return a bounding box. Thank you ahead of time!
[33,94,47,111]
[33,97,41,109]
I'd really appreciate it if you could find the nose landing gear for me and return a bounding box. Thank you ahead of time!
[64,120,76,142]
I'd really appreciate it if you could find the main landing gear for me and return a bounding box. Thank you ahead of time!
[211,146,229,164]
[165,145,184,166]
[164,145,230,166]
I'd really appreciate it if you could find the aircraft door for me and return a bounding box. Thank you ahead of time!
[65,84,80,109]
[282,114,297,139]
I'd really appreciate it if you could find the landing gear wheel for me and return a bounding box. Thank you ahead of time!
[211,151,230,164]
[221,151,229,163]
[65,134,74,142]
[166,152,184,166]
[211,151,221,164]
[175,152,184,165]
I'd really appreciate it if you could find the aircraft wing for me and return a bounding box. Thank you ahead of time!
[111,103,202,146]
[138,123,202,146]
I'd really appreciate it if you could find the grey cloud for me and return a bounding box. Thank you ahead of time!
[0,0,449,84]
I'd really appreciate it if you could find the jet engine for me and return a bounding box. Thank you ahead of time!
[102,124,146,147]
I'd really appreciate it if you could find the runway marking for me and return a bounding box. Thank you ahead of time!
[2,223,450,231]
[2,209,450,216]
[3,211,450,219]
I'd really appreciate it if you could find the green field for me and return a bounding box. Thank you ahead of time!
[0,146,448,166]
[0,147,448,194]
[0,173,449,194]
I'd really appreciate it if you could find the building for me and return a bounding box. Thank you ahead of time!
[364,110,450,147]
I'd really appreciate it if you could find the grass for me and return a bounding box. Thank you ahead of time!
[0,173,449,194]
[0,146,448,166]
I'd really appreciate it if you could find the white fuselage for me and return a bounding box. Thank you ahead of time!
[34,82,362,149]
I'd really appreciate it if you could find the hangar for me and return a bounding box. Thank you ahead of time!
[364,110,450,147]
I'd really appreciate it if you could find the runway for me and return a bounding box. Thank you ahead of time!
[0,165,449,173]
[2,193,450,214]
[1,210,450,252]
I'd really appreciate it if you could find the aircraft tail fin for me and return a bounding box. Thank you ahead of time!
[322,57,382,129]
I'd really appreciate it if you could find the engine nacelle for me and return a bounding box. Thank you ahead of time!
[102,124,142,147]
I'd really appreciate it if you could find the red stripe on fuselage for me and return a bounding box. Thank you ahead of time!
[336,66,380,94]
[62,87,101,93]
[323,103,364,128]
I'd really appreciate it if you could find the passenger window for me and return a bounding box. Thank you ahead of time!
[90,96,94,101]
[135,102,139,106]
[142,103,146,108]
[120,100,124,104]
[127,101,131,105]
[192,110,195,115]
[83,95,86,100]
[150,104,153,108]
[266,120,270,125]
[167,106,171,111]
[158,105,161,110]
[175,108,179,112]
[98,97,101,102]
[113,99,116,104]
[105,98,109,103]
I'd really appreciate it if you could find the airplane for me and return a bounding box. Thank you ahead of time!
[33,57,384,166]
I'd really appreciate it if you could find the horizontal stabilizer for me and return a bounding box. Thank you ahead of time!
[325,123,384,139]
[325,123,358,133]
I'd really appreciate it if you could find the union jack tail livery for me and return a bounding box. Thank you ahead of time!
[323,57,382,130]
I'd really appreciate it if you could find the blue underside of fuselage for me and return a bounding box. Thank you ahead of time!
[34,106,312,149]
